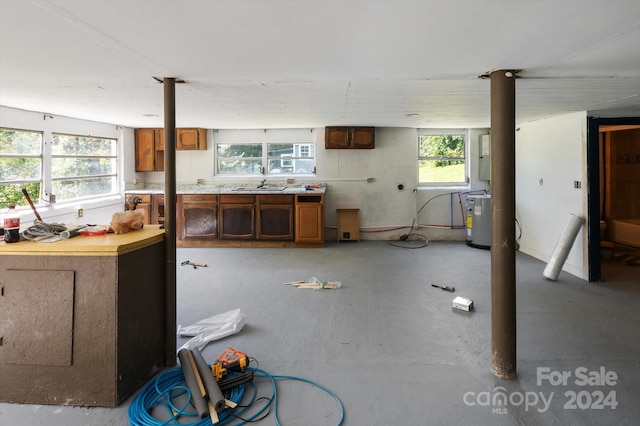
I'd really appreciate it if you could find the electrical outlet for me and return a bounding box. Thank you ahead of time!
[574,180,582,189]
[197,178,205,185]
[77,208,84,218]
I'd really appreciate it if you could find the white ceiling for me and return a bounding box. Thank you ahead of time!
[1,0,640,129]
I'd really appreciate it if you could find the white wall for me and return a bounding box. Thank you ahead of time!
[515,112,588,279]
[0,106,129,225]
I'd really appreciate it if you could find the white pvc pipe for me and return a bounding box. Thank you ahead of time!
[543,214,584,280]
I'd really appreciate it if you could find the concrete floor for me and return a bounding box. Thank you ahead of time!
[1,241,639,425]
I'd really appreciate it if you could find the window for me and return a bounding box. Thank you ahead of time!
[418,130,467,186]
[0,128,43,208]
[51,133,118,202]
[267,143,314,174]
[0,128,117,208]
[217,143,263,174]
[216,131,315,176]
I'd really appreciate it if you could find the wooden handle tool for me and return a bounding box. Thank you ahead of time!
[431,284,455,292]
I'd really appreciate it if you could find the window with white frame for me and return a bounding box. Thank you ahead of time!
[0,128,118,208]
[0,128,42,207]
[51,133,118,202]
[215,130,315,176]
[418,129,468,186]
[216,143,264,174]
[268,143,314,174]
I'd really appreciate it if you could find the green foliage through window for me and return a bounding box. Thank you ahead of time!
[0,128,118,208]
[0,128,42,208]
[418,133,467,185]
[51,134,118,202]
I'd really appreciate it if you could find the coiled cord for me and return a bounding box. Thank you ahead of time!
[21,220,67,241]
[128,366,345,426]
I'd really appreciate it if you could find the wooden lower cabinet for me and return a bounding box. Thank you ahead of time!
[177,194,218,240]
[172,192,323,245]
[219,194,255,239]
[152,194,165,227]
[295,194,324,245]
[257,194,294,240]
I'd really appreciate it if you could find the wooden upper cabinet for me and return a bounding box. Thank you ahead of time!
[350,127,375,149]
[177,128,207,150]
[325,126,375,149]
[325,127,350,149]
[154,129,165,150]
[134,129,157,172]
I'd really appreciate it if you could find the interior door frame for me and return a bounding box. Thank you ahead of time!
[586,116,640,282]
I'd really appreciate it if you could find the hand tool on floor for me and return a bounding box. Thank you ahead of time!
[431,284,455,292]
[181,260,208,269]
[216,347,249,372]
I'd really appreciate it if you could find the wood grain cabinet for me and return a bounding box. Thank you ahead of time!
[134,128,164,171]
[177,194,218,240]
[325,126,375,149]
[294,194,324,245]
[177,128,207,150]
[152,194,165,227]
[257,194,294,240]
[219,194,255,239]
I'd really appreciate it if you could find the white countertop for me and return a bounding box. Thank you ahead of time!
[125,185,325,195]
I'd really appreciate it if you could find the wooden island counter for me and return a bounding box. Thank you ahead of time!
[0,226,168,407]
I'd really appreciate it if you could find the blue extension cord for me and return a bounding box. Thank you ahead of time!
[128,366,344,426]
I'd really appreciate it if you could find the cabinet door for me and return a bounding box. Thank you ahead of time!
[177,195,218,240]
[350,127,375,149]
[177,128,207,150]
[134,129,156,171]
[325,127,350,149]
[151,194,165,226]
[295,202,324,244]
[154,129,165,150]
[258,204,293,240]
[219,204,255,239]
[154,129,165,171]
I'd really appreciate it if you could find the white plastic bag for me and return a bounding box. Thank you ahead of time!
[177,308,246,351]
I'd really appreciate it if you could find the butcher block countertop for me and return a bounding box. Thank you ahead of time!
[0,225,164,256]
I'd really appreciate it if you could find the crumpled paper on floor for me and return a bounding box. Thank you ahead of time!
[177,308,246,351]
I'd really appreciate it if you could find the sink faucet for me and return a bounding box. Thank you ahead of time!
[257,178,267,188]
